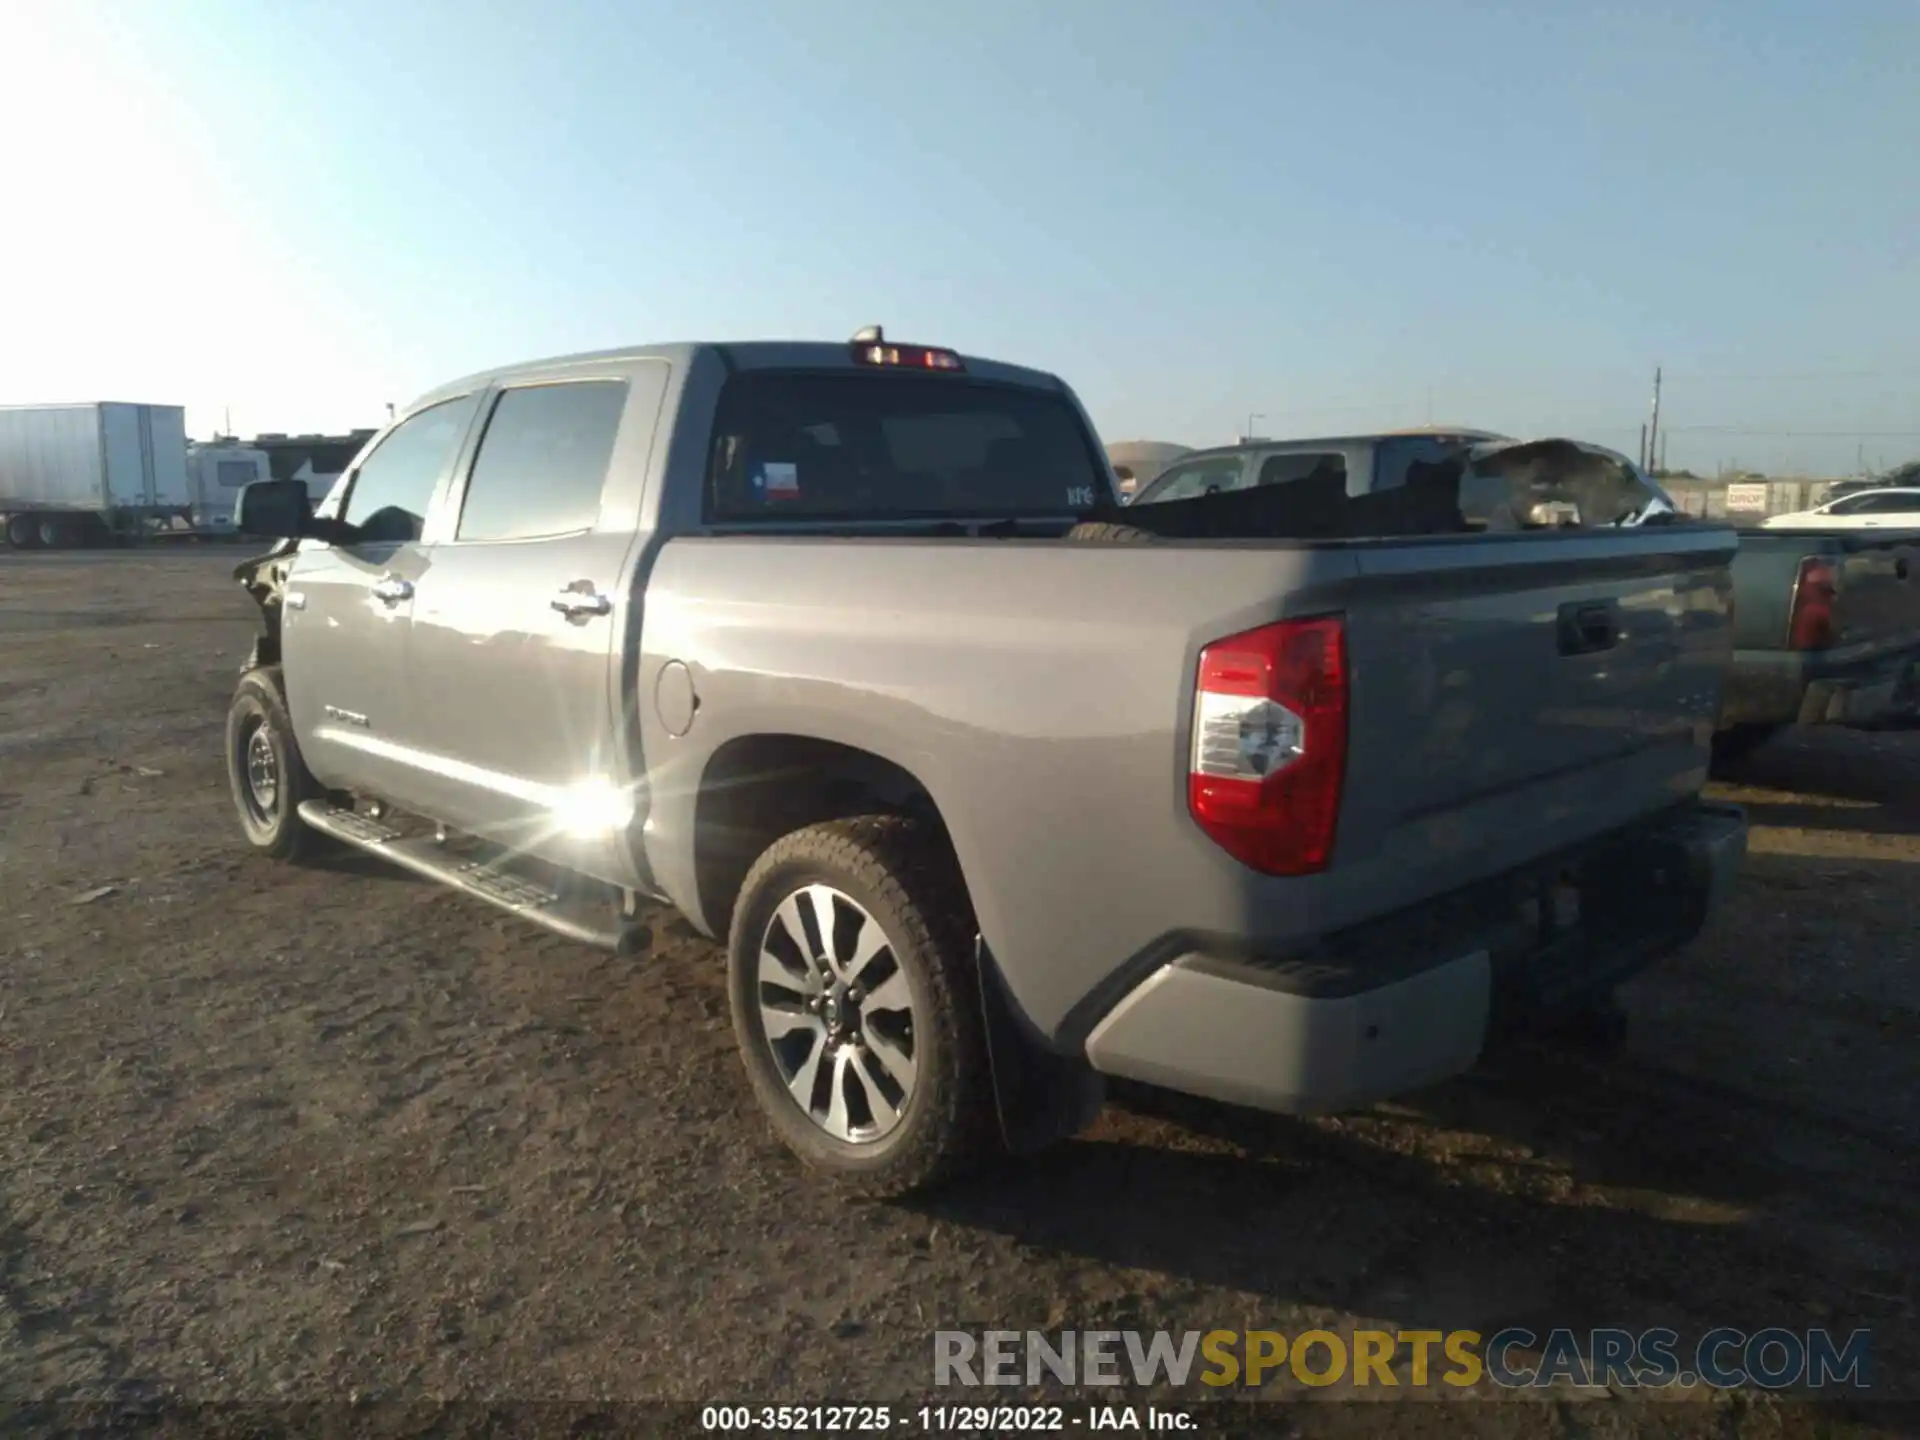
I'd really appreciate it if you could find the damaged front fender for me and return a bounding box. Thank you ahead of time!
[234,538,300,674]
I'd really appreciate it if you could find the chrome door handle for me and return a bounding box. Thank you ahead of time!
[551,587,613,619]
[372,575,414,605]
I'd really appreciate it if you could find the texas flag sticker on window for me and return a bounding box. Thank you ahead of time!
[759,461,800,500]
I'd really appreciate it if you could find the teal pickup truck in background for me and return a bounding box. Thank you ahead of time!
[1713,527,1920,767]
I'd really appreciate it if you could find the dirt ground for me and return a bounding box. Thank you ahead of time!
[1,549,1915,1436]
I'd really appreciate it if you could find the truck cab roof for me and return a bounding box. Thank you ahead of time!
[409,340,1070,420]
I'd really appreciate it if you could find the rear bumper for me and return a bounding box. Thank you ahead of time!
[1082,800,1747,1116]
[1720,644,1920,729]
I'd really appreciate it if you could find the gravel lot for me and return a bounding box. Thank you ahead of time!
[1,549,1915,1436]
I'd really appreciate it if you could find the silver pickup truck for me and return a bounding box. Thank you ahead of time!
[225,330,1747,1195]
[1711,526,1920,766]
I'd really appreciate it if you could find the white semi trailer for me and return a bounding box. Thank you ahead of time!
[0,402,192,548]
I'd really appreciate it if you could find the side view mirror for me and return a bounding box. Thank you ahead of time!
[236,479,315,538]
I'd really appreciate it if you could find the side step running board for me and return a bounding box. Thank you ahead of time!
[297,801,627,949]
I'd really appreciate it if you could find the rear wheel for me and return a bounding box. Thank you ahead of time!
[727,816,998,1197]
[37,516,71,549]
[225,667,321,861]
[5,514,39,549]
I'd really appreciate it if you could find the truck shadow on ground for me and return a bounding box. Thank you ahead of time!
[1731,796,1920,837]
[1714,729,1920,836]
[1719,721,1920,788]
[914,1047,1914,1350]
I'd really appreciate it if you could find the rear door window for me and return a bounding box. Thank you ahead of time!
[1372,436,1466,493]
[1133,455,1250,503]
[705,373,1107,522]
[1823,493,1880,515]
[1253,450,1348,491]
[456,380,629,542]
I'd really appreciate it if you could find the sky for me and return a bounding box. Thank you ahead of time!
[3,0,1918,478]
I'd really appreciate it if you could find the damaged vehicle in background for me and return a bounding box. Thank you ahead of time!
[1119,430,1920,766]
[1121,428,1680,533]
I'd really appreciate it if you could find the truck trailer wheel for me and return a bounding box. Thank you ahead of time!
[5,514,40,549]
[37,516,73,549]
[727,816,998,1197]
[225,667,321,862]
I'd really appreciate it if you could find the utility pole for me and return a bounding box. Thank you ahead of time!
[1245,411,1265,442]
[1645,365,1663,478]
[224,406,232,439]
[1659,432,1668,474]
[1639,424,1648,471]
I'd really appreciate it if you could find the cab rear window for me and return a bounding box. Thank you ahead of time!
[705,373,1108,522]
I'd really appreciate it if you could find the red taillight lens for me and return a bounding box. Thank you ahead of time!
[1188,616,1349,875]
[1788,557,1837,650]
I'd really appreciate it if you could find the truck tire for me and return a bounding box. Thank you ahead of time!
[225,666,321,862]
[1064,520,1156,543]
[6,514,39,549]
[37,516,71,549]
[1709,723,1781,772]
[727,815,998,1197]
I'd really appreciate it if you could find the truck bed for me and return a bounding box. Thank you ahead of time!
[637,523,1737,1038]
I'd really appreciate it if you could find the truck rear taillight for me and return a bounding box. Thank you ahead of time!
[1188,616,1348,876]
[1788,557,1838,651]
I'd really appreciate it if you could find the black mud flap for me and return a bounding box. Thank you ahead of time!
[975,938,1106,1154]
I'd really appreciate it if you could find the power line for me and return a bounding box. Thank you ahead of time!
[1228,413,1920,441]
[1665,368,1920,382]
[1260,368,1919,408]
[1661,426,1920,438]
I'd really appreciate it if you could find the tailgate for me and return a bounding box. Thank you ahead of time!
[1828,531,1920,651]
[1332,526,1736,881]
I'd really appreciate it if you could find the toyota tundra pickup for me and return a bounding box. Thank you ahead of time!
[1711,526,1920,766]
[225,329,1747,1195]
